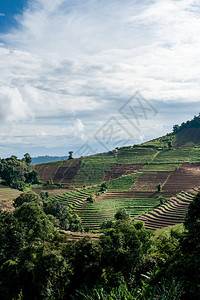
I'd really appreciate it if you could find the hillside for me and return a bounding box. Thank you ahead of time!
[31,116,200,230]
[2,115,200,231]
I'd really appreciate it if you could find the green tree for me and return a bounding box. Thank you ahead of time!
[0,210,25,264]
[100,183,107,192]
[13,202,55,241]
[157,184,161,192]
[114,208,130,221]
[0,155,39,190]
[166,192,200,299]
[100,221,152,288]
[23,153,32,164]
[14,191,42,208]
[0,243,70,300]
[63,237,102,294]
[168,141,172,149]
[68,151,73,159]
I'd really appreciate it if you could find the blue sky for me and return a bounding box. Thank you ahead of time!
[0,1,27,32]
[0,0,200,158]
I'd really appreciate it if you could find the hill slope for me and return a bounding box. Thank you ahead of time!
[31,115,200,230]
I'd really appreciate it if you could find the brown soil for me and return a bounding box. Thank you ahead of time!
[35,160,81,184]
[174,128,200,147]
[0,200,14,212]
[104,164,144,181]
[131,171,172,191]
[162,163,200,192]
[61,230,101,241]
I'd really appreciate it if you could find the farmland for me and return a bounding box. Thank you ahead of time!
[48,186,99,210]
[77,197,160,229]
[17,127,200,232]
[0,184,21,212]
[106,172,142,191]
[134,188,198,229]
[73,157,116,187]
[116,147,158,164]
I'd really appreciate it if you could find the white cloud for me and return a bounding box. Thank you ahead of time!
[74,118,86,141]
[0,0,200,156]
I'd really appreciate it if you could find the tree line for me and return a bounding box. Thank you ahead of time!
[173,113,200,134]
[0,154,40,190]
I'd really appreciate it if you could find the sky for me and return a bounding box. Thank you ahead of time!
[0,0,200,158]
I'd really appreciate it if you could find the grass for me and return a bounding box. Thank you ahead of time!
[0,185,21,201]
[140,134,175,149]
[0,185,21,212]
[116,147,158,164]
[189,148,200,162]
[154,149,191,163]
[73,157,116,186]
[154,223,184,237]
[142,164,180,171]
[106,172,142,191]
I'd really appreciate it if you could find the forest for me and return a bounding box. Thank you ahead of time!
[0,190,200,299]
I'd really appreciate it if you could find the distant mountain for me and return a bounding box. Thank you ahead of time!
[31,155,68,165]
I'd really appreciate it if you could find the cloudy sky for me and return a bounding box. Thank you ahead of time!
[0,0,200,158]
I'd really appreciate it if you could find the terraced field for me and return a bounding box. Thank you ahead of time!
[104,164,144,181]
[131,171,171,192]
[154,149,191,163]
[73,157,116,187]
[162,163,200,192]
[142,164,180,172]
[117,147,158,164]
[48,186,99,210]
[35,158,81,184]
[76,197,160,229]
[134,188,199,229]
[106,172,142,191]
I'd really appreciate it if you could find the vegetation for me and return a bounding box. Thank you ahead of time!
[106,172,141,191]
[2,116,200,298]
[173,113,200,133]
[79,197,160,229]
[1,194,200,299]
[0,154,40,190]
[116,147,158,164]
[140,134,175,149]
[74,156,116,186]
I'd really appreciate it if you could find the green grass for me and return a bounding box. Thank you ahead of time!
[142,164,180,171]
[154,149,191,163]
[107,172,142,191]
[73,157,116,186]
[189,148,200,162]
[154,223,184,237]
[116,147,158,164]
[139,134,175,149]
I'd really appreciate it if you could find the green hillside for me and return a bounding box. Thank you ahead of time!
[31,115,200,230]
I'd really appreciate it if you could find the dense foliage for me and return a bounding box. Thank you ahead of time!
[0,154,39,190]
[173,113,200,133]
[0,191,200,299]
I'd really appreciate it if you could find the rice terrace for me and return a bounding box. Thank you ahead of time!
[2,117,200,233]
[29,119,200,231]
